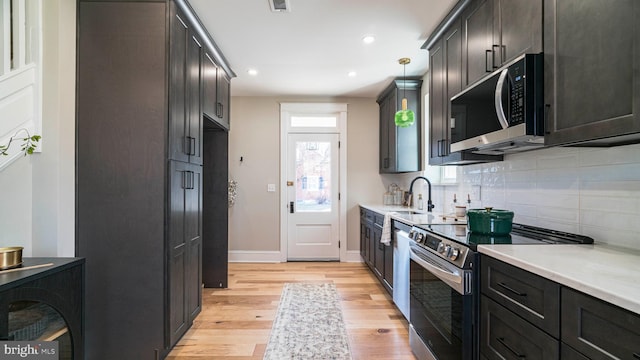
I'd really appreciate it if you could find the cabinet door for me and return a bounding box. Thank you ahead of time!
[463,0,494,86]
[379,94,393,172]
[186,33,203,165]
[481,295,560,360]
[383,238,393,292]
[562,287,640,360]
[202,53,218,124]
[185,164,202,322]
[429,39,445,165]
[168,161,188,346]
[494,0,542,66]
[217,70,231,130]
[443,21,462,159]
[544,0,640,146]
[372,225,384,278]
[169,8,189,163]
[395,87,421,172]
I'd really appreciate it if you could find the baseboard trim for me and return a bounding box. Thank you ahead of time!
[228,250,364,263]
[345,250,364,263]
[228,251,282,263]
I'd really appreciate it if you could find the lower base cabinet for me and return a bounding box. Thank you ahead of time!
[481,255,640,360]
[481,295,559,360]
[359,207,393,294]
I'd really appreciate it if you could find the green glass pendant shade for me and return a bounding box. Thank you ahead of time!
[394,109,415,127]
[394,97,415,127]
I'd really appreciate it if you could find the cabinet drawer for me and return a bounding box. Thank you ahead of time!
[561,344,590,360]
[562,287,640,360]
[365,210,374,223]
[481,295,559,360]
[481,256,560,337]
[374,213,385,227]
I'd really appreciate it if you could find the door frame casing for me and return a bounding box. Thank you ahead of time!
[279,103,348,262]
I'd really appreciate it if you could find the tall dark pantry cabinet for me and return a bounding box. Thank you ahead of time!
[76,1,232,358]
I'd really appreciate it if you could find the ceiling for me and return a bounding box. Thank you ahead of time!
[188,0,457,98]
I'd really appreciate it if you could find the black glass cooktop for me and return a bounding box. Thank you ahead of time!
[415,222,594,250]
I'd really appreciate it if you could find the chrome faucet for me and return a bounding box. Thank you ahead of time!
[409,176,434,212]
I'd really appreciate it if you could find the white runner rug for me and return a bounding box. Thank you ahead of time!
[263,282,352,360]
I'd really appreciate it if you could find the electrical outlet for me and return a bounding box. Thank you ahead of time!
[267,184,276,192]
[471,185,481,201]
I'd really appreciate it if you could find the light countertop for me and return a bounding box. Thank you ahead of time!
[478,244,640,315]
[360,204,466,225]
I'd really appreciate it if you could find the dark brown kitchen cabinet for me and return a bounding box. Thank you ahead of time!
[203,52,231,130]
[359,208,393,295]
[481,295,559,360]
[77,1,232,358]
[481,255,560,337]
[377,79,422,173]
[544,0,640,147]
[169,7,202,165]
[462,0,494,86]
[168,161,202,346]
[462,0,542,87]
[562,287,640,360]
[426,13,502,165]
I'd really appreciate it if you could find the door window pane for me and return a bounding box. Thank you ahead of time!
[295,141,331,212]
[290,116,336,128]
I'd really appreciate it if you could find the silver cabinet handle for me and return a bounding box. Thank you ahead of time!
[494,68,510,130]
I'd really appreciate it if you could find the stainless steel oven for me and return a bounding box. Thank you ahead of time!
[408,227,478,360]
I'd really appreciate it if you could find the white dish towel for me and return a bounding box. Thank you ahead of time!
[380,212,395,246]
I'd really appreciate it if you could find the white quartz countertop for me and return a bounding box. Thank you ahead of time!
[360,204,466,225]
[478,244,640,315]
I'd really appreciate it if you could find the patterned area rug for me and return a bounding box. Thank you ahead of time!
[263,282,352,360]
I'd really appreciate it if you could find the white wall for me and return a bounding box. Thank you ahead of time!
[0,0,75,256]
[229,96,385,255]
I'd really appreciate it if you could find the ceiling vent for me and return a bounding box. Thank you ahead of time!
[269,0,291,12]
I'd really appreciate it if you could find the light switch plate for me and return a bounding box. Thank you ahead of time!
[267,184,276,192]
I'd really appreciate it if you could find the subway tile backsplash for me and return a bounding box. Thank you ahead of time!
[454,144,640,249]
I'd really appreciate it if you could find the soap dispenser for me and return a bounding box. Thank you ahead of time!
[417,194,424,210]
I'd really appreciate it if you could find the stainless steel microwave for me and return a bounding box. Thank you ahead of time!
[450,53,544,155]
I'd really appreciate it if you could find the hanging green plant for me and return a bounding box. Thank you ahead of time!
[0,129,42,156]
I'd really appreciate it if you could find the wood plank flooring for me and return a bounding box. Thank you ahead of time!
[167,262,416,359]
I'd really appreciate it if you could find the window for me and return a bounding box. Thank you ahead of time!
[290,116,337,128]
[0,0,41,169]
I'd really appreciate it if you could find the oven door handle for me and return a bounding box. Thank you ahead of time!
[409,245,466,295]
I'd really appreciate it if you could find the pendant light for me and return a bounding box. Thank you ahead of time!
[394,57,415,128]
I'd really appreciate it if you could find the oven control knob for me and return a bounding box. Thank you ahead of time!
[408,231,415,239]
[437,242,445,253]
[444,245,452,257]
[416,233,424,243]
[449,247,460,260]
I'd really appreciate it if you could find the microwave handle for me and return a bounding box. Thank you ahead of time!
[494,68,510,130]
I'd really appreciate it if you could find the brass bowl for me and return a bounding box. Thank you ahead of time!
[0,247,23,270]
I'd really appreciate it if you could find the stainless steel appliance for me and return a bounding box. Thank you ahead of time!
[407,223,593,360]
[450,53,544,155]
[393,221,412,319]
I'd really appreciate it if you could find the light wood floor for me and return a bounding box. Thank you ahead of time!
[167,262,416,359]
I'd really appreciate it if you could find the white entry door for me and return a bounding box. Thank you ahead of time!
[286,133,340,260]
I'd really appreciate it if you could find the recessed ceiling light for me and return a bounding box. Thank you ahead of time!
[362,35,376,44]
[247,69,258,76]
[348,71,357,77]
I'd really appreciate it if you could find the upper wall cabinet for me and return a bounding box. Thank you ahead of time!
[462,0,542,87]
[544,0,640,146]
[425,0,503,165]
[377,79,422,173]
[203,52,231,130]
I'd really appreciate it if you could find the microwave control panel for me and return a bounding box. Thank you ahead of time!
[509,63,526,125]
